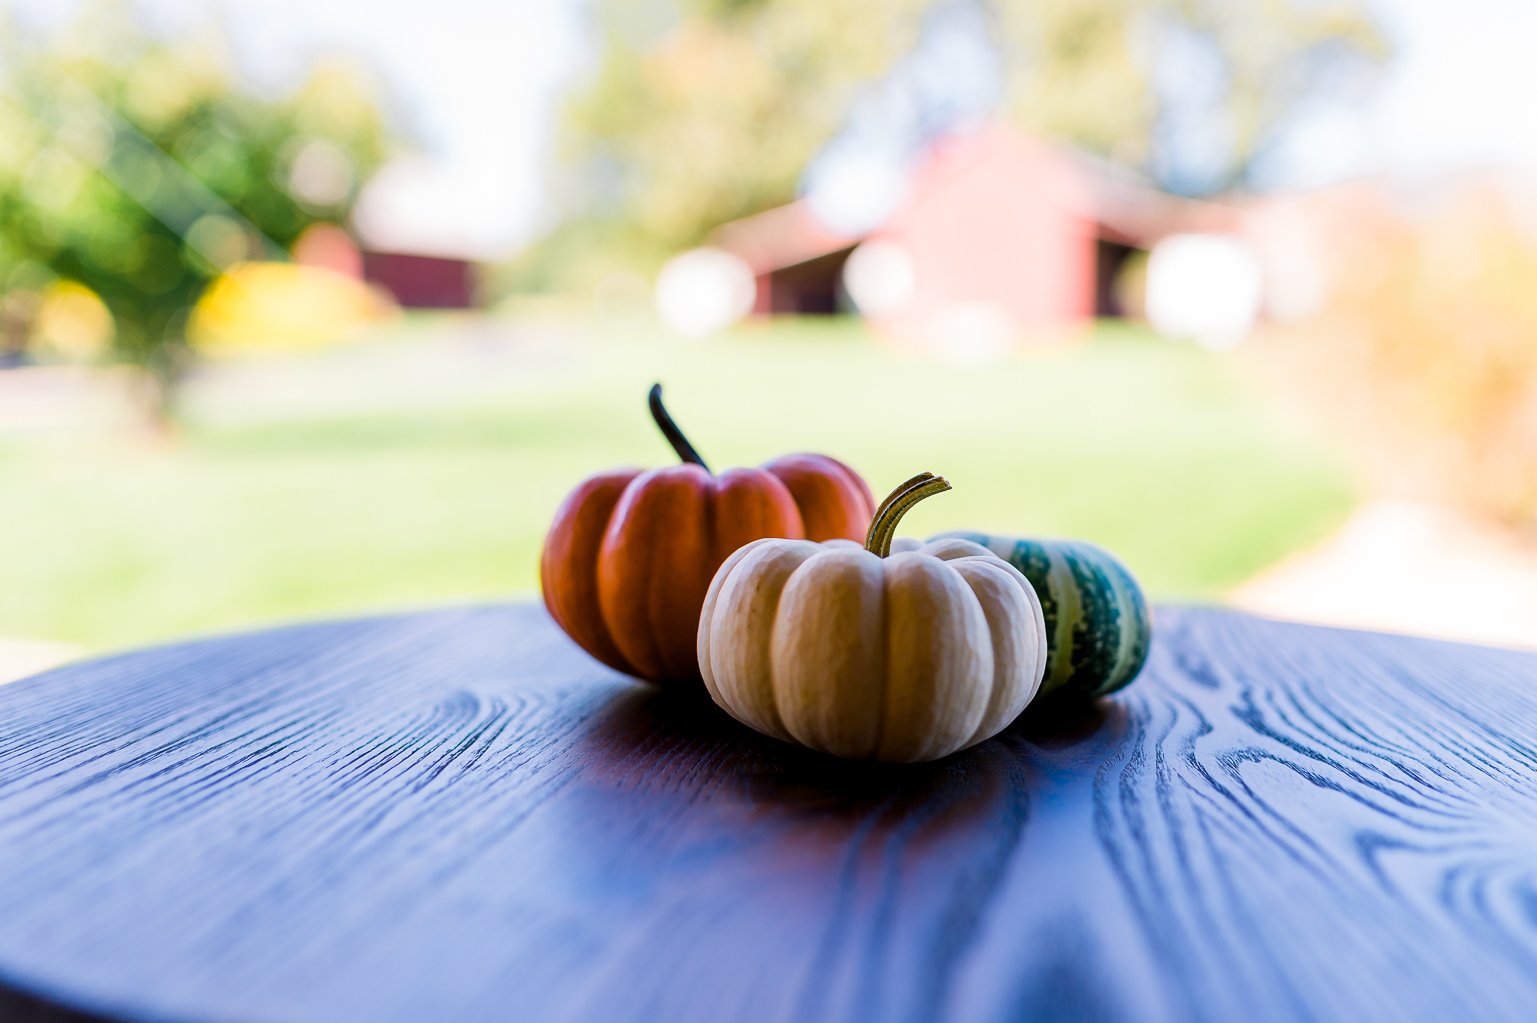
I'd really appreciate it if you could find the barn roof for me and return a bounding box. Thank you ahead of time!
[710,125,1240,274]
[711,200,860,275]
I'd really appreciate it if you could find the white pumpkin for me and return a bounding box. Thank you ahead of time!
[697,474,1048,762]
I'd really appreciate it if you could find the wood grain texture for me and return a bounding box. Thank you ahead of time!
[1,604,1535,1023]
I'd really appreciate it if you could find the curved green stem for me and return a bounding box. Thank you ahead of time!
[869,472,935,526]
[865,473,952,558]
[648,383,710,472]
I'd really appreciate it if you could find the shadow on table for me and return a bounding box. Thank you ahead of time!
[569,682,1131,831]
[0,983,111,1023]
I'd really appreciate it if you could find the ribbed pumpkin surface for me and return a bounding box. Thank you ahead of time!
[935,531,1152,701]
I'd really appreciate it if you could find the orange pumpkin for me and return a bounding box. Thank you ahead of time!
[541,385,876,686]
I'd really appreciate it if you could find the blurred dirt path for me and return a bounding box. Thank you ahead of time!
[0,315,579,437]
[0,638,82,686]
[1232,499,1537,649]
[177,315,580,426]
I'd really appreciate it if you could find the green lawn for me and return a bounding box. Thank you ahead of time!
[0,316,1355,654]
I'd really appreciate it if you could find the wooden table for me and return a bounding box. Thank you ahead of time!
[1,604,1535,1022]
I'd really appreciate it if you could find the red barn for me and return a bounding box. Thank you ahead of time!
[862,129,1095,348]
[712,203,860,316]
[708,125,1236,352]
[360,250,477,309]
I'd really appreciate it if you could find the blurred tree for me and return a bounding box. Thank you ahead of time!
[532,0,1384,284]
[999,0,1387,194]
[506,0,929,291]
[0,9,390,421]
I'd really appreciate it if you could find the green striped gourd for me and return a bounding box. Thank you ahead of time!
[932,531,1152,702]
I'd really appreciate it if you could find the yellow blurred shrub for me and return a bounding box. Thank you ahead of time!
[32,281,115,361]
[189,262,396,355]
[1261,184,1537,529]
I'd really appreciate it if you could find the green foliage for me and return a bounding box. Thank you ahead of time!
[0,9,390,403]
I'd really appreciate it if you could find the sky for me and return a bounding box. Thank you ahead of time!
[1366,0,1537,178]
[6,0,1537,254]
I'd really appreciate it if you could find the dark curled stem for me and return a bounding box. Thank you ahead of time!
[648,383,710,472]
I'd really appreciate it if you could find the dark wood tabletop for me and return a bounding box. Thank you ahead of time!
[1,603,1535,1023]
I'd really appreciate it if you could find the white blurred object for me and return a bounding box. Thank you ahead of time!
[1145,234,1263,349]
[843,240,915,316]
[287,138,356,209]
[353,155,524,260]
[924,302,1017,364]
[654,248,757,337]
[803,154,909,237]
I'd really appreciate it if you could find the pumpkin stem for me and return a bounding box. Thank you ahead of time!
[869,472,935,525]
[648,383,710,472]
[865,473,951,558]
